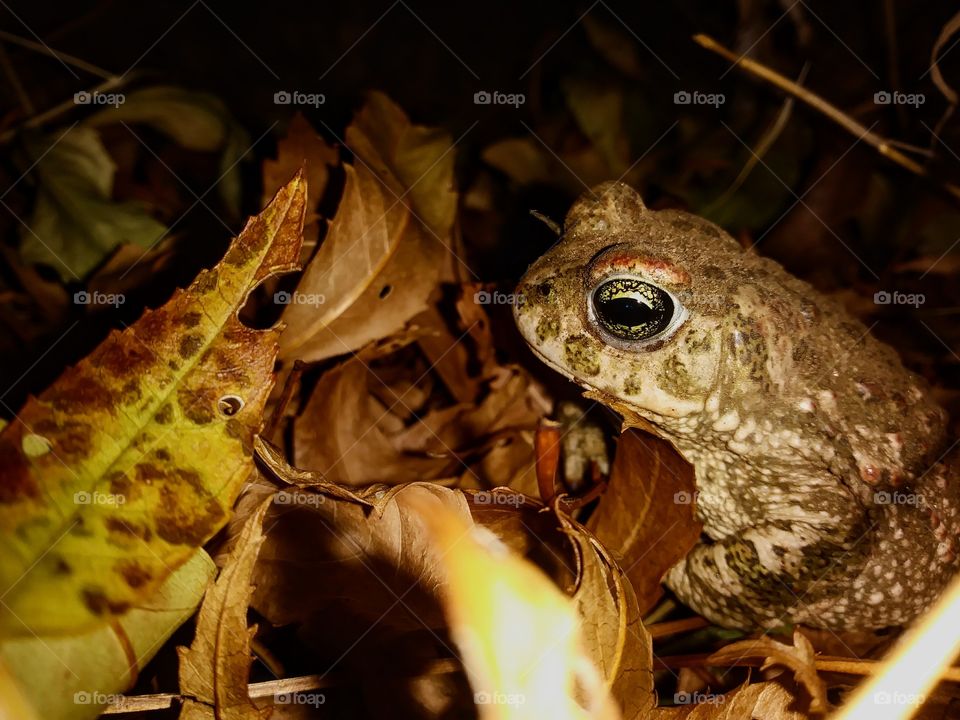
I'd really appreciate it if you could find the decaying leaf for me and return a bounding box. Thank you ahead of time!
[178,498,273,720]
[19,126,168,280]
[0,171,306,635]
[412,493,622,720]
[0,549,215,720]
[279,93,456,363]
[587,430,701,614]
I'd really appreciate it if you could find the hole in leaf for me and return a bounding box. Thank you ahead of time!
[379,285,392,299]
[218,395,244,417]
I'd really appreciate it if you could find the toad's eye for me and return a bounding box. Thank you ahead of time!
[590,277,683,343]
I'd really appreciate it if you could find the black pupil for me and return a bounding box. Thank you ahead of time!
[592,278,674,341]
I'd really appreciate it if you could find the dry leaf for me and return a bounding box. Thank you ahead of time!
[652,680,809,719]
[261,112,338,250]
[560,511,655,719]
[279,93,456,363]
[178,497,274,720]
[587,430,701,614]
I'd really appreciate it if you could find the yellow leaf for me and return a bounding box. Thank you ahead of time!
[0,172,307,635]
[0,550,215,720]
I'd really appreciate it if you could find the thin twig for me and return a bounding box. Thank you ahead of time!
[0,28,113,80]
[693,33,960,203]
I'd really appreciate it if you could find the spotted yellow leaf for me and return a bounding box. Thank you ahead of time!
[0,171,306,636]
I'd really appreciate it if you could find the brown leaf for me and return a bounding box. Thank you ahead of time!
[178,497,274,720]
[651,680,809,719]
[587,430,701,614]
[261,112,338,251]
[560,510,655,719]
[278,94,456,363]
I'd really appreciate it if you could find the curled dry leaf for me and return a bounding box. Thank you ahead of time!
[178,497,274,720]
[706,631,828,714]
[279,93,456,363]
[587,429,701,614]
[558,509,655,719]
[1,549,215,720]
[292,301,542,487]
[0,172,306,635]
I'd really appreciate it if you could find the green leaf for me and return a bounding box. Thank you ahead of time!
[19,126,168,280]
[86,86,251,217]
[0,171,307,636]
